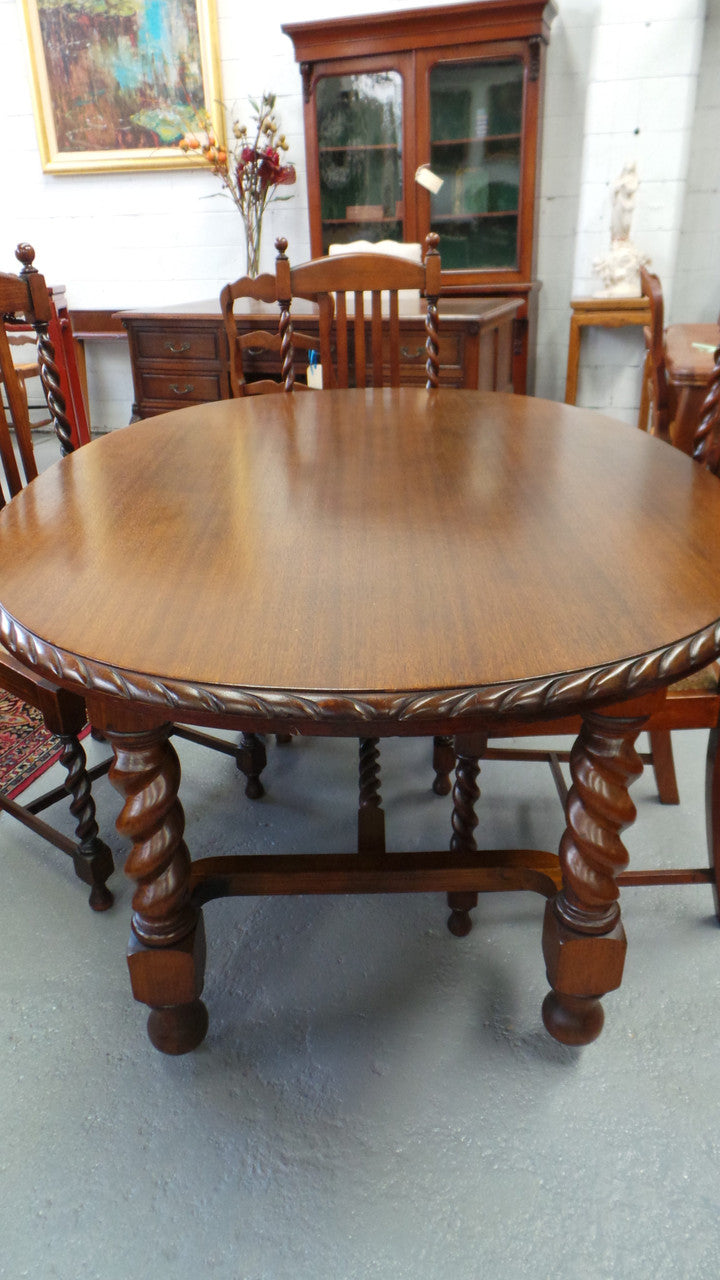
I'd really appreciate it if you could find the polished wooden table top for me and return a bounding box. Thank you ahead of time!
[1,388,720,733]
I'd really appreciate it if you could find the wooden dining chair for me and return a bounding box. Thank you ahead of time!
[639,265,672,442]
[0,328,52,430]
[0,244,114,910]
[435,341,720,937]
[274,231,441,390]
[220,270,318,397]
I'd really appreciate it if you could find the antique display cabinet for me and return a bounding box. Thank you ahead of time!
[283,0,555,392]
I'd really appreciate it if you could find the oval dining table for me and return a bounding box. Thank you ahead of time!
[1,387,720,1056]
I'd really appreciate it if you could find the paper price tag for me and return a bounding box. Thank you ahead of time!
[414,165,444,195]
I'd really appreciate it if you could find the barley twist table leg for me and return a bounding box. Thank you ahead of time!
[107,723,208,1055]
[542,710,647,1046]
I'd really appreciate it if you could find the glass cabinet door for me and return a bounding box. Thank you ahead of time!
[428,59,523,271]
[315,71,404,254]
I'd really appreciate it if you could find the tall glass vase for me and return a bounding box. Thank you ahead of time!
[244,208,263,278]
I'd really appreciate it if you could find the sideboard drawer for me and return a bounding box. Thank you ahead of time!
[139,371,225,404]
[135,327,222,363]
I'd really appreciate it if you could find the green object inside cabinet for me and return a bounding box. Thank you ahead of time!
[428,58,523,272]
[316,71,404,249]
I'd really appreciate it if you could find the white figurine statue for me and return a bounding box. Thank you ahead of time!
[610,161,638,242]
[593,161,649,298]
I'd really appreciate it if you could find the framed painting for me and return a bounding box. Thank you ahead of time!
[21,0,224,174]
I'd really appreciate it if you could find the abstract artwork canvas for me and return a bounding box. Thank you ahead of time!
[21,0,223,173]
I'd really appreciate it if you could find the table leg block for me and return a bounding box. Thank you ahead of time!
[128,915,208,1055]
[541,902,626,1045]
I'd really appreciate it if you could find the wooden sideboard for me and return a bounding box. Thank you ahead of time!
[118,296,522,419]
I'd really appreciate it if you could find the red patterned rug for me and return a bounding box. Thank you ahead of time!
[0,691,71,800]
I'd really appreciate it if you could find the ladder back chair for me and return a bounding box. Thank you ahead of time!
[275,231,441,390]
[639,265,672,442]
[0,244,114,909]
[220,270,316,398]
[0,328,52,431]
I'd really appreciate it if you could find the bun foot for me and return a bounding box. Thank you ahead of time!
[542,991,604,1046]
[447,907,473,936]
[147,999,209,1055]
[88,882,114,912]
[243,776,265,800]
[446,891,477,936]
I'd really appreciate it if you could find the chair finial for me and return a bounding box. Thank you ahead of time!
[424,232,440,258]
[15,243,37,276]
[275,237,289,261]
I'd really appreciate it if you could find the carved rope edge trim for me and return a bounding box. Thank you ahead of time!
[2,607,719,726]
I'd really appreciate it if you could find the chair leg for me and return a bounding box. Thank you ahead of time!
[237,732,267,799]
[648,729,680,804]
[446,733,486,936]
[358,737,385,854]
[705,724,720,922]
[59,732,114,911]
[432,734,455,795]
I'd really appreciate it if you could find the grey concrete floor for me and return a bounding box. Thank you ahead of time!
[2,437,719,1278]
[1,725,719,1280]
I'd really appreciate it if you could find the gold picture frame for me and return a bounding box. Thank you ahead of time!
[21,0,224,175]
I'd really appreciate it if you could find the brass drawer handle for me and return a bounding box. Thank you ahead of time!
[168,383,194,395]
[165,341,191,353]
[401,345,425,359]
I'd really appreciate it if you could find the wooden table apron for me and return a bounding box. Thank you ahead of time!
[2,387,720,1055]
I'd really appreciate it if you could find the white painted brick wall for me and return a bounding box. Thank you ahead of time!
[1,0,719,428]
